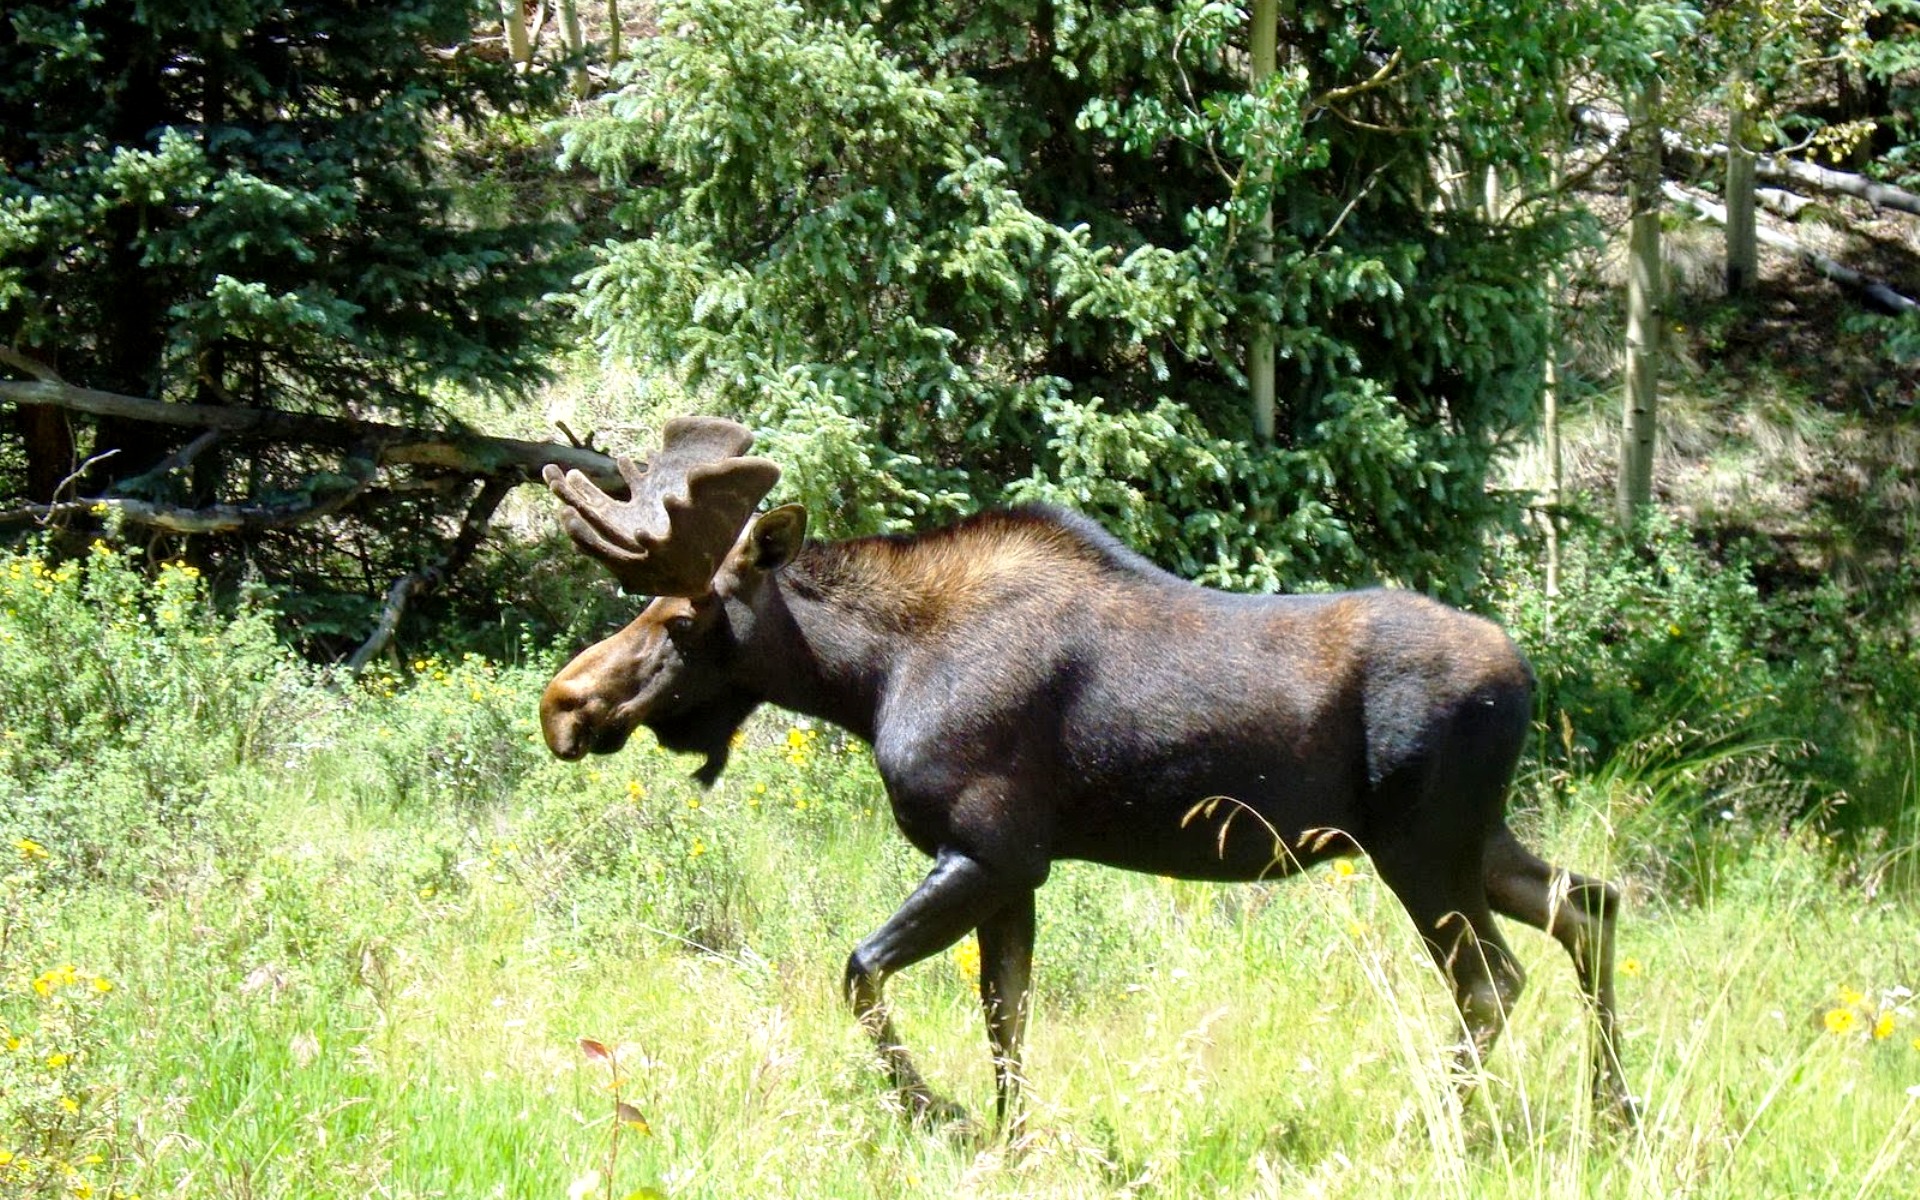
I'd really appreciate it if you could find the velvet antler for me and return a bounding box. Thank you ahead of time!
[543,416,781,596]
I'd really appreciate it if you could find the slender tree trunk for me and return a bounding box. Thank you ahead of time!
[1726,68,1758,294]
[1543,337,1564,625]
[560,0,589,96]
[1248,0,1277,443]
[1542,80,1568,635]
[501,0,531,65]
[605,0,622,67]
[1618,78,1663,529]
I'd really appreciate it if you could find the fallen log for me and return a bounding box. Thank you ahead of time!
[1573,106,1920,219]
[1661,181,1918,315]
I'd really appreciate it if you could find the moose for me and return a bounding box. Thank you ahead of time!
[539,416,1631,1128]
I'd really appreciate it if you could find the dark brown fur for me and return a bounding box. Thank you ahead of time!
[542,505,1631,1128]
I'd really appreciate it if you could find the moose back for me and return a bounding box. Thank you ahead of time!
[539,417,1631,1128]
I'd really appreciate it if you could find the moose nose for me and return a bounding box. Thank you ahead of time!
[539,675,606,761]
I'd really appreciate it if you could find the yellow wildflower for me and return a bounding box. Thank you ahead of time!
[59,1096,78,1114]
[952,939,981,980]
[1329,859,1356,880]
[1824,1008,1858,1035]
[1620,957,1642,978]
[90,977,112,994]
[1873,1012,1896,1041]
[689,839,707,859]
[45,1052,69,1069]
[1838,984,1867,1007]
[13,837,48,861]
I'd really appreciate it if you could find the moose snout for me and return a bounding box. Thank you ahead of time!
[539,675,613,761]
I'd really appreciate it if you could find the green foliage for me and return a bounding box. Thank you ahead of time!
[0,0,574,408]
[0,542,315,883]
[1495,512,1784,768]
[0,1,581,645]
[350,652,550,816]
[562,0,1601,591]
[0,907,126,1200]
[1494,510,1920,851]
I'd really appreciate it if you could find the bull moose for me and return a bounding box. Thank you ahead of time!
[539,416,1631,1128]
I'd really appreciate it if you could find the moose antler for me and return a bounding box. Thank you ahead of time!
[543,416,781,596]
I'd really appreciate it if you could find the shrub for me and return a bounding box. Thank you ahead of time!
[0,543,319,883]
[348,652,551,817]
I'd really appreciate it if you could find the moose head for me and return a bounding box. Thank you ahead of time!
[538,417,804,783]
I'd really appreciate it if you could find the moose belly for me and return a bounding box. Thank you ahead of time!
[1051,730,1367,882]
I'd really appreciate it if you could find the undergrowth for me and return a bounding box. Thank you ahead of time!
[3,542,1919,1198]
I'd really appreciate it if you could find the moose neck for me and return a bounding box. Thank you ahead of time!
[731,539,931,744]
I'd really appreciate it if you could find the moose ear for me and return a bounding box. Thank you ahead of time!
[746,504,808,572]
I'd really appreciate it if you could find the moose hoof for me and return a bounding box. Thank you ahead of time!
[903,1086,972,1132]
[1597,1088,1643,1129]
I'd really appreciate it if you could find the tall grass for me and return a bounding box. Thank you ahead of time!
[4,543,1919,1198]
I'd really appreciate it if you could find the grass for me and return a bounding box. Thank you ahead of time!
[9,719,1920,1200]
[4,544,1919,1198]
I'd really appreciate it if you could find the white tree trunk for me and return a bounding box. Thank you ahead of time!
[1618,78,1663,528]
[1726,71,1758,293]
[560,0,589,96]
[501,0,531,66]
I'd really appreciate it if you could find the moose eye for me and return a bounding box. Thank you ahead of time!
[664,614,696,637]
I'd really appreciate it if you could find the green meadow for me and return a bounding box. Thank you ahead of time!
[5,543,1920,1200]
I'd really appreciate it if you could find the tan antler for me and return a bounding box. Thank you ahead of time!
[543,416,781,596]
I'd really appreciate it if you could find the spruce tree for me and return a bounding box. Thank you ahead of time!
[1,1,579,643]
[562,0,1603,593]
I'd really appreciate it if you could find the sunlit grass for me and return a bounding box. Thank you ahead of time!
[10,734,1917,1199]
[3,549,1916,1198]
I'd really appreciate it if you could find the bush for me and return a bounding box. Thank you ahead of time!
[0,543,320,883]
[1493,512,1787,770]
[348,652,551,817]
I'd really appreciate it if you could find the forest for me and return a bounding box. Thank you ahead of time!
[3,1,1920,1196]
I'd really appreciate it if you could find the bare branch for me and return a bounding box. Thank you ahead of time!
[346,478,513,674]
[0,375,623,486]
[1662,181,1918,315]
[0,462,377,534]
[1574,106,1920,218]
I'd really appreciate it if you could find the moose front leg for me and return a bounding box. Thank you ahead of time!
[844,847,1015,1125]
[977,889,1036,1132]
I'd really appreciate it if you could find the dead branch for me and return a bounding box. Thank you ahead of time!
[1574,106,1920,218]
[0,461,377,533]
[1662,181,1918,315]
[346,478,513,674]
[0,367,622,488]
[1756,187,1816,220]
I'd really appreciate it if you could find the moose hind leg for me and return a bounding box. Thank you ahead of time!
[1373,847,1527,1094]
[844,847,1013,1125]
[1483,826,1634,1119]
